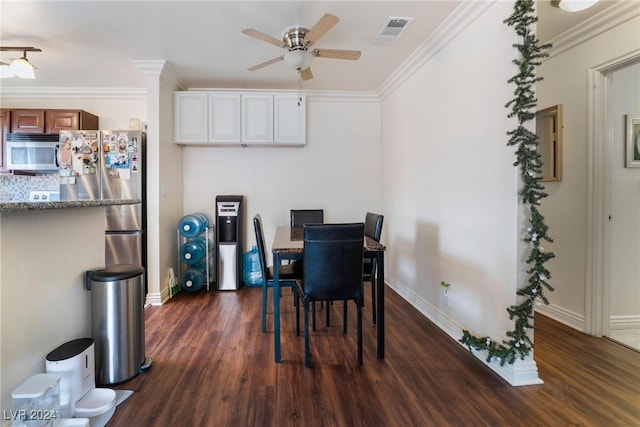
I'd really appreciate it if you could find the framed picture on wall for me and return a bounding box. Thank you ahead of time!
[627,115,640,168]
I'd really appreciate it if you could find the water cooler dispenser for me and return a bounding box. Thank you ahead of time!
[215,195,244,290]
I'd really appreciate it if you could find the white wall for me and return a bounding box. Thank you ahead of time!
[181,94,382,264]
[0,207,105,412]
[537,8,640,328]
[381,0,528,382]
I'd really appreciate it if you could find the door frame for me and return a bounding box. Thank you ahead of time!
[585,49,640,336]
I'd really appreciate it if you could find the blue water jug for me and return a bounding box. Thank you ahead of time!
[181,268,205,293]
[178,213,210,238]
[243,246,263,287]
[180,239,206,264]
[192,236,213,253]
[192,259,209,273]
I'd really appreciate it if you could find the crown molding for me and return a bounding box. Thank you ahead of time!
[377,0,496,100]
[0,86,147,100]
[186,87,381,103]
[132,59,184,90]
[545,1,640,59]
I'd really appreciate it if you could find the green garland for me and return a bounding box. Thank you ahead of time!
[459,0,554,366]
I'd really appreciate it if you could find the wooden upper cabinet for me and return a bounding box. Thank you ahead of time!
[46,110,99,133]
[10,110,45,133]
[46,110,79,133]
[10,109,99,133]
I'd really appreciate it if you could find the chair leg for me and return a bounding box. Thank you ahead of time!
[357,298,363,366]
[304,300,311,368]
[312,302,317,331]
[343,300,348,333]
[295,288,300,336]
[326,300,330,327]
[262,282,268,333]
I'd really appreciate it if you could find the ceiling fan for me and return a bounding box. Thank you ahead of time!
[242,13,361,81]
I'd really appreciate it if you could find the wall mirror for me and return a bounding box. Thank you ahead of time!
[536,104,563,181]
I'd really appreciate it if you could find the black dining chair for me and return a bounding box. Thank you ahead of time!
[363,212,384,324]
[253,214,301,333]
[290,209,324,227]
[290,208,325,327]
[295,223,365,368]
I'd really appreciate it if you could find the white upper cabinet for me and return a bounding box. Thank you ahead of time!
[242,94,274,144]
[209,94,241,143]
[274,94,306,145]
[174,92,208,143]
[174,90,306,146]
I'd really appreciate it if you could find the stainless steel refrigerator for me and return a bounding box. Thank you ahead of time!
[59,130,146,270]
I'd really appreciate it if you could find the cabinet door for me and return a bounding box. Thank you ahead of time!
[174,92,208,143]
[242,94,273,143]
[10,110,45,133]
[0,109,9,171]
[209,93,241,143]
[78,111,99,130]
[274,94,306,145]
[45,110,79,133]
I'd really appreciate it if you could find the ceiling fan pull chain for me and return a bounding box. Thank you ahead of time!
[297,74,302,107]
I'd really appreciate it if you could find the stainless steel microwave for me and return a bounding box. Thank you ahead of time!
[5,133,60,171]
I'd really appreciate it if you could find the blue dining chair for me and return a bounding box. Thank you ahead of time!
[295,223,364,367]
[253,214,301,333]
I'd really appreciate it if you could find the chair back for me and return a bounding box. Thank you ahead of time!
[364,212,384,242]
[291,209,324,227]
[303,223,364,301]
[252,214,268,279]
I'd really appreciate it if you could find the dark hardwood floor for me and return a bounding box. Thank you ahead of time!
[109,285,640,426]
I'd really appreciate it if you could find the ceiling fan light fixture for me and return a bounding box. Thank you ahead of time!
[0,61,16,78]
[552,0,599,12]
[284,50,313,71]
[0,47,40,79]
[9,56,36,79]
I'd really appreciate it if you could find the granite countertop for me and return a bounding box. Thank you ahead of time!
[0,198,141,213]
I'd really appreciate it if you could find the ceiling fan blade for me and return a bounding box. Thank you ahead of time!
[247,56,284,71]
[312,49,361,60]
[304,13,339,46]
[300,67,313,81]
[241,28,283,48]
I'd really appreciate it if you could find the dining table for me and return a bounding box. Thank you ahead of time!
[271,225,387,363]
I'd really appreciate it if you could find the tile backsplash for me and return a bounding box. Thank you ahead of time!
[0,173,59,201]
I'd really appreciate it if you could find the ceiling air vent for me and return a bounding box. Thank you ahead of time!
[374,16,414,44]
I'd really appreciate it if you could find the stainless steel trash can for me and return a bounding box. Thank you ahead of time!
[87,264,146,385]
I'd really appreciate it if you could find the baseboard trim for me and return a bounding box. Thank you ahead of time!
[385,275,542,386]
[609,315,640,330]
[145,291,164,306]
[534,304,585,331]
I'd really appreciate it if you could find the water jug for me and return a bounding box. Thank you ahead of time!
[180,239,206,264]
[178,213,210,238]
[243,246,263,286]
[181,269,205,293]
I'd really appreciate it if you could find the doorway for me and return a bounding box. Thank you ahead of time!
[585,52,640,351]
[606,60,640,351]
